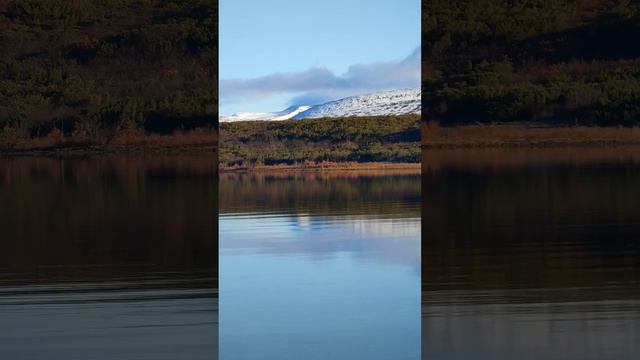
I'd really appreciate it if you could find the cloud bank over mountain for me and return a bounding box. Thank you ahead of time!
[220,46,420,110]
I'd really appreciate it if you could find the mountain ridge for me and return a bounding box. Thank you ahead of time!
[220,88,421,122]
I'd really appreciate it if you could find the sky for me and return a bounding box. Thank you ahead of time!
[219,0,421,116]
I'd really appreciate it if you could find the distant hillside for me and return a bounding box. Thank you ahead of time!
[220,89,421,122]
[219,114,421,166]
[423,0,640,126]
[0,0,217,150]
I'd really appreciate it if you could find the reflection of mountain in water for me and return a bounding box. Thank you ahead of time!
[220,174,420,271]
[219,174,421,360]
[347,216,420,238]
[222,213,420,268]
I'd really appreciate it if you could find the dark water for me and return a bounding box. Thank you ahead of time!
[422,148,640,360]
[0,155,218,360]
[219,173,421,360]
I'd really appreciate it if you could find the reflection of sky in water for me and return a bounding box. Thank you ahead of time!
[220,212,420,360]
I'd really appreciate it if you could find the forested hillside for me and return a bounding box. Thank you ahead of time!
[423,0,640,126]
[0,0,217,150]
[220,115,421,166]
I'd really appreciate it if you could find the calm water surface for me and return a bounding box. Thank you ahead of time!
[422,148,640,360]
[219,174,421,360]
[0,155,218,360]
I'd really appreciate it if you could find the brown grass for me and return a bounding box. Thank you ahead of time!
[422,122,640,148]
[0,127,218,154]
[219,160,420,174]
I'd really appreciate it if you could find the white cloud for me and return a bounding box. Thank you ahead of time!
[220,46,420,106]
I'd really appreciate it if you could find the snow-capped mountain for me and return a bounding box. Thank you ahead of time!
[220,88,420,122]
[293,88,421,119]
[220,105,312,122]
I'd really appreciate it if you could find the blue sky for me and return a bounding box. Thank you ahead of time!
[219,0,421,115]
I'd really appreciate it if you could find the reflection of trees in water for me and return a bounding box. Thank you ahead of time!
[0,156,218,284]
[220,174,421,217]
[220,174,421,272]
[422,153,640,299]
[422,146,640,174]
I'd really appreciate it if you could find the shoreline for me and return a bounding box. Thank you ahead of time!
[423,139,640,149]
[422,124,640,149]
[0,144,217,157]
[422,145,640,172]
[5,124,640,163]
[0,128,218,156]
[219,161,421,174]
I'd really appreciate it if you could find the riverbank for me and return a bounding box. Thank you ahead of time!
[0,129,217,156]
[422,123,640,148]
[423,145,640,174]
[219,161,420,174]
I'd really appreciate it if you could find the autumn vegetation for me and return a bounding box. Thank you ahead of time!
[219,115,421,168]
[423,0,640,126]
[0,0,217,152]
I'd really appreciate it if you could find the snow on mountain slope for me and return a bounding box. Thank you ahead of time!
[272,105,312,120]
[293,88,420,119]
[220,105,312,122]
[219,88,420,122]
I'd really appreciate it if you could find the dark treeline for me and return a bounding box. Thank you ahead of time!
[0,0,217,150]
[219,115,421,166]
[423,0,640,126]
